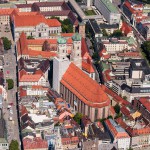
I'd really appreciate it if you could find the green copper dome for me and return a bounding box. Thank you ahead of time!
[72,33,81,41]
[57,37,67,44]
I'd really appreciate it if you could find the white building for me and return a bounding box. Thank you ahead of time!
[19,74,47,87]
[12,14,61,41]
[94,0,121,24]
[102,38,128,54]
[0,138,9,150]
[0,9,15,25]
[105,119,130,150]
[26,85,48,96]
[16,4,32,12]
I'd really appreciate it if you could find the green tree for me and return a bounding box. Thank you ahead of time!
[1,37,11,50]
[111,29,123,37]
[102,29,108,36]
[62,19,73,33]
[100,118,106,122]
[9,140,19,150]
[50,17,73,33]
[73,113,83,124]
[115,113,122,119]
[114,104,120,114]
[92,52,100,61]
[27,36,34,39]
[123,96,127,100]
[107,115,113,119]
[6,79,14,90]
[141,41,150,63]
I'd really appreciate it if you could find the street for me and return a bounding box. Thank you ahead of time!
[2,44,20,148]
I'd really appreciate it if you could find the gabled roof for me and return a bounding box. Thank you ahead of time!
[82,61,95,73]
[17,32,57,59]
[14,14,61,27]
[139,97,150,112]
[104,86,130,106]
[105,119,130,139]
[118,52,140,57]
[0,8,18,15]
[20,105,28,117]
[23,137,48,149]
[121,21,133,35]
[61,63,110,108]
[19,74,42,82]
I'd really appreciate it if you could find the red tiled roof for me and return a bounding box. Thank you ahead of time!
[61,63,110,108]
[62,136,79,145]
[105,119,130,139]
[20,88,27,98]
[115,117,128,129]
[20,105,28,116]
[120,106,134,120]
[104,69,111,81]
[81,38,89,57]
[27,39,57,45]
[118,52,140,57]
[109,106,116,116]
[104,86,130,106]
[139,97,150,112]
[99,49,110,59]
[0,8,18,15]
[28,50,57,58]
[126,126,150,136]
[82,61,95,73]
[124,0,143,14]
[14,14,61,27]
[31,85,48,91]
[61,33,74,37]
[19,74,42,82]
[121,106,130,116]
[120,21,133,36]
[23,137,48,149]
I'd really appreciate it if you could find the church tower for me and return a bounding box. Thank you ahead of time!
[53,37,70,93]
[57,37,67,59]
[71,33,82,69]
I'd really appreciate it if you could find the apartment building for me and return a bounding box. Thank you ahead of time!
[101,38,128,54]
[0,8,17,25]
[94,0,121,24]
[105,119,130,150]
[16,4,32,12]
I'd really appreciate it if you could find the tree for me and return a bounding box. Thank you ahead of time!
[92,52,100,61]
[73,113,83,125]
[6,79,14,90]
[9,140,19,150]
[1,37,11,50]
[114,104,120,114]
[115,113,122,119]
[61,19,73,33]
[27,36,34,39]
[102,29,108,36]
[141,41,150,63]
[123,96,127,100]
[50,17,73,33]
[111,29,123,37]
[100,118,106,122]
[107,115,113,119]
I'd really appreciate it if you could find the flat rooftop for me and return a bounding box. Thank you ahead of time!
[101,0,119,13]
